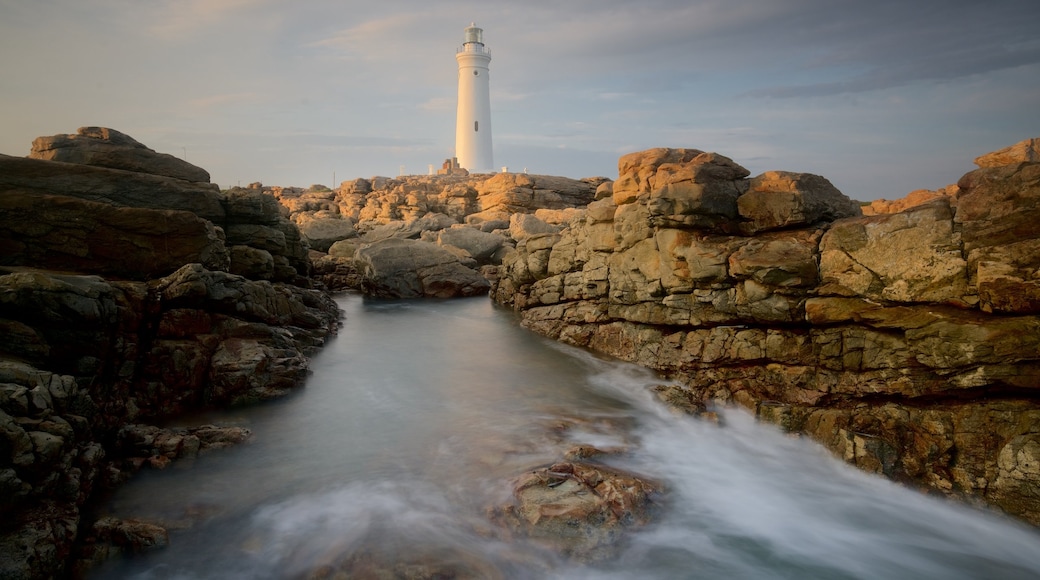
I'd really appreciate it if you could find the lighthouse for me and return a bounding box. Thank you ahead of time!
[454,23,493,173]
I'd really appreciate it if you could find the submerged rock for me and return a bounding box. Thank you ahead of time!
[491,461,660,562]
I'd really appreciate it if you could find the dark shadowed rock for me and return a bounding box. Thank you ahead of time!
[0,192,229,279]
[0,154,225,223]
[29,127,211,183]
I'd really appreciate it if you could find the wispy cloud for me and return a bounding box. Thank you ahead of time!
[310,13,426,61]
[147,0,272,39]
[418,97,454,112]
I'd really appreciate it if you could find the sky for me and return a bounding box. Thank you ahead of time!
[1,0,1038,201]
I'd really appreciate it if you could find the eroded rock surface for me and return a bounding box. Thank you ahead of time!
[0,129,340,579]
[492,138,1040,525]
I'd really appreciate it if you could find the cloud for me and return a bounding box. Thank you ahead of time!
[418,97,455,112]
[310,13,428,61]
[147,0,273,39]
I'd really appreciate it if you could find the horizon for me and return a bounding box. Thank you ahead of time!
[2,0,1038,201]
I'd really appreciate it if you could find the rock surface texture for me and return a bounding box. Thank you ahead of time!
[267,173,602,297]
[491,139,1040,526]
[0,129,340,579]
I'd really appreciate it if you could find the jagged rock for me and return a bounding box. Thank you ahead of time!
[0,128,343,579]
[89,516,169,553]
[354,238,490,298]
[612,148,705,205]
[477,173,596,215]
[956,162,1040,314]
[29,127,210,183]
[229,245,274,280]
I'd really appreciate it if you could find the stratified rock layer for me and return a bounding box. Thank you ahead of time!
[0,129,340,579]
[491,138,1040,525]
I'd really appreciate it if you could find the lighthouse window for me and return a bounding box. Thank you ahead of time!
[473,70,479,76]
[474,121,479,132]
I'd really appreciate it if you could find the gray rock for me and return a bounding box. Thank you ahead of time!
[355,238,490,298]
[29,127,210,183]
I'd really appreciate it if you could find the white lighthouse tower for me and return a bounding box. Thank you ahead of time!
[455,23,493,173]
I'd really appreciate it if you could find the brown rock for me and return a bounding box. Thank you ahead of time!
[738,171,861,234]
[0,154,225,223]
[819,199,967,303]
[613,148,705,205]
[974,137,1040,167]
[492,461,659,561]
[0,192,230,279]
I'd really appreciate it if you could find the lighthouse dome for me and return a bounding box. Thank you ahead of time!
[463,23,483,45]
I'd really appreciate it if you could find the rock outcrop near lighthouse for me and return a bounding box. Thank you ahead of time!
[267,172,602,297]
[490,141,1040,525]
[0,128,339,579]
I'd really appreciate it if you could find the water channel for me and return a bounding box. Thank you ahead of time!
[92,294,1040,579]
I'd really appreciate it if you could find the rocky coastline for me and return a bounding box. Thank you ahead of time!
[0,128,340,578]
[1,126,1038,577]
[488,140,1040,528]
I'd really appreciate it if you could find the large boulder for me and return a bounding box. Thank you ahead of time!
[0,155,225,223]
[955,161,1040,313]
[612,148,705,205]
[29,127,211,183]
[294,213,358,252]
[0,192,229,279]
[435,227,508,264]
[354,238,490,298]
[737,171,861,234]
[819,199,968,303]
[646,152,749,232]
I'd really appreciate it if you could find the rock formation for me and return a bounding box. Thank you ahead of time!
[490,461,659,562]
[491,138,1040,526]
[0,128,340,579]
[267,172,600,297]
[29,127,211,183]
